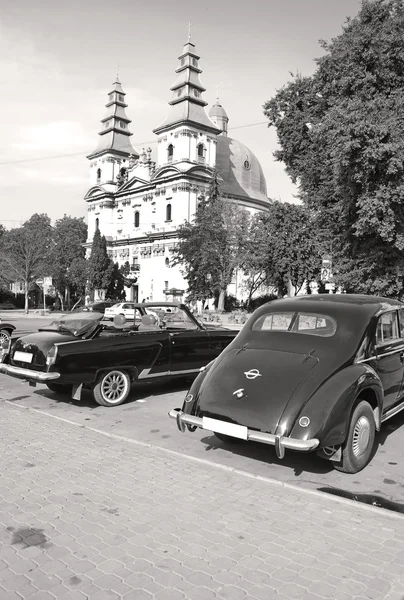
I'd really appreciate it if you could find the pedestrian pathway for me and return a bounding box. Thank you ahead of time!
[1,401,404,600]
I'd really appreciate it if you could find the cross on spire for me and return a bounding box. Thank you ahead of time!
[187,21,192,41]
[216,84,220,101]
[116,63,120,82]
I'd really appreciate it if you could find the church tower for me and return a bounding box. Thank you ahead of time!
[87,77,139,189]
[153,34,221,170]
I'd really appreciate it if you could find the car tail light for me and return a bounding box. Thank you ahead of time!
[46,345,58,367]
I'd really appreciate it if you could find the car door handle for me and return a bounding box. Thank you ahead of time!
[400,351,404,363]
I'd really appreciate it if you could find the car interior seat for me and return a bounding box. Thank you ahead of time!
[138,314,161,331]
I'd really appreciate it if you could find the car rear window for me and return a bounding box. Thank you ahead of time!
[252,312,337,337]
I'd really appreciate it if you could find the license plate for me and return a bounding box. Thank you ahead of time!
[13,351,33,364]
[202,417,248,440]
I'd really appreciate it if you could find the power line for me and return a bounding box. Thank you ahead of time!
[0,121,268,167]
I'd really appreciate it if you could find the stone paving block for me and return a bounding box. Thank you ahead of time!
[2,401,404,600]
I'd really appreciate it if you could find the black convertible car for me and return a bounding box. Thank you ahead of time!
[0,303,238,407]
[170,294,404,473]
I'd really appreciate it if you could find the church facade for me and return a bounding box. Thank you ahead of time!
[84,37,269,303]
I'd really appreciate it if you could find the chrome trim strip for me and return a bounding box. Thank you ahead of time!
[168,409,319,457]
[138,368,199,380]
[381,400,404,423]
[355,356,377,364]
[375,347,404,359]
[0,364,60,381]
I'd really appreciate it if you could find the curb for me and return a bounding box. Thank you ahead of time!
[5,400,404,523]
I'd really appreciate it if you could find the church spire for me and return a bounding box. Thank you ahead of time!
[87,78,139,160]
[153,38,221,135]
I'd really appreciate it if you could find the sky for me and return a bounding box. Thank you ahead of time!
[0,0,363,228]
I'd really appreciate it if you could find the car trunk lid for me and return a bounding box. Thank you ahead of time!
[196,346,319,433]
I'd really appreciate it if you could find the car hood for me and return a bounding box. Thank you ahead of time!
[193,347,319,435]
[11,332,76,370]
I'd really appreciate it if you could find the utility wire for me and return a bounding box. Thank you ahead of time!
[0,121,268,167]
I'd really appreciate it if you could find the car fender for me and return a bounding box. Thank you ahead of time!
[288,363,383,448]
[0,324,16,335]
[94,365,138,383]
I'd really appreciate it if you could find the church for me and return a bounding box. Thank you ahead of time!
[84,35,270,303]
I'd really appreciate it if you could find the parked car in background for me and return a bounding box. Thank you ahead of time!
[0,318,15,349]
[170,294,404,474]
[82,300,117,314]
[104,302,137,320]
[0,302,238,407]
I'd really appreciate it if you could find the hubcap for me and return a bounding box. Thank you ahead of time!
[101,371,128,404]
[0,331,10,350]
[352,416,371,457]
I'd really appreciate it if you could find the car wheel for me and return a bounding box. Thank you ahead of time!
[93,369,130,407]
[0,329,11,349]
[46,383,73,394]
[214,432,244,444]
[334,400,375,474]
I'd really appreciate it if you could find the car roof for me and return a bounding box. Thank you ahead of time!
[256,294,402,318]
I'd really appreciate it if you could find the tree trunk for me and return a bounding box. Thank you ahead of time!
[217,289,226,312]
[24,281,29,314]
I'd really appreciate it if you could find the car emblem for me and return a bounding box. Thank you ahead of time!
[244,369,262,380]
[233,388,245,398]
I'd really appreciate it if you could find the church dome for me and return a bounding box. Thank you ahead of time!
[216,136,268,207]
[209,102,228,121]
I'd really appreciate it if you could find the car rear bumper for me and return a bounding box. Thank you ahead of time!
[0,364,60,382]
[168,409,319,459]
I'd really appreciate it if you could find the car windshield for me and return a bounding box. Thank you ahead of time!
[144,306,198,329]
[39,312,103,336]
[252,311,337,337]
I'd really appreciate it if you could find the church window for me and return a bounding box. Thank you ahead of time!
[197,144,205,162]
[165,259,170,268]
[244,159,251,170]
[119,121,126,128]
[95,218,99,230]
[134,211,140,228]
[177,89,182,97]
[166,203,172,222]
[104,121,110,129]
[167,144,174,163]
[181,58,185,66]
[193,89,200,97]
[118,94,124,101]
[192,58,198,67]
[97,168,101,182]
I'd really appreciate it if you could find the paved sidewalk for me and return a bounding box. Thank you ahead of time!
[1,402,404,600]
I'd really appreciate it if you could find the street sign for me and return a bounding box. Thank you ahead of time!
[36,278,44,286]
[44,277,52,288]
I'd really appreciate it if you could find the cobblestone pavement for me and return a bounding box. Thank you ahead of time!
[1,402,404,600]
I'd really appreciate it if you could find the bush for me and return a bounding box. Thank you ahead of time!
[247,293,278,312]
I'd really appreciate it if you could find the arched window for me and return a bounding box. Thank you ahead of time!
[96,168,101,183]
[165,258,170,268]
[197,144,205,162]
[167,144,174,162]
[95,218,99,230]
[166,203,172,222]
[134,211,140,228]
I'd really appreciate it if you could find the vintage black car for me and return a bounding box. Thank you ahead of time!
[0,303,237,407]
[169,294,404,473]
[0,318,15,349]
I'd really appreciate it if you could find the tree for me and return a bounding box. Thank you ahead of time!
[47,215,88,309]
[87,229,114,298]
[0,214,52,312]
[264,0,404,297]
[243,203,322,298]
[105,262,126,301]
[174,171,250,311]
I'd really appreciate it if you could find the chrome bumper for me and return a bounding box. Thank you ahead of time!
[0,364,60,382]
[168,409,319,459]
